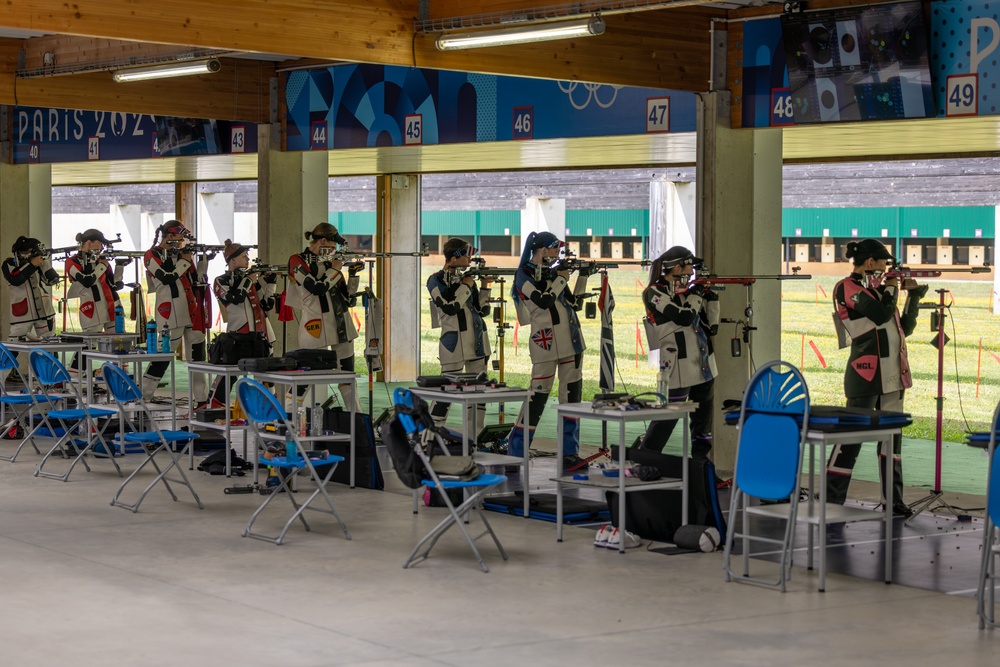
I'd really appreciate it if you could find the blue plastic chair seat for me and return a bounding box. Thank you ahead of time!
[123,431,200,444]
[47,407,116,420]
[421,473,506,489]
[257,454,344,469]
[0,395,39,405]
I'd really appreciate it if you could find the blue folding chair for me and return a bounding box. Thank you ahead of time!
[391,388,508,573]
[235,378,351,545]
[977,401,1000,628]
[30,349,121,482]
[0,342,67,462]
[101,362,204,512]
[723,360,810,592]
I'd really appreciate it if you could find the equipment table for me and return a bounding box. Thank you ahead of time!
[251,370,357,488]
[552,402,695,552]
[407,385,532,516]
[801,427,898,592]
[186,362,248,476]
[82,350,177,454]
[5,340,84,389]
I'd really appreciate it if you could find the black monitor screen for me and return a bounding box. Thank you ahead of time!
[782,1,934,123]
[155,117,221,156]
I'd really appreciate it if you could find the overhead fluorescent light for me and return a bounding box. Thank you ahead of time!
[435,17,605,51]
[113,59,222,83]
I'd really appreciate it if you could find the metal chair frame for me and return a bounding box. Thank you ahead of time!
[977,400,1000,628]
[723,360,810,592]
[101,362,204,512]
[29,349,121,482]
[393,388,508,573]
[235,378,351,545]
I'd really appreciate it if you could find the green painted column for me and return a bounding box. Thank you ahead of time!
[696,91,783,472]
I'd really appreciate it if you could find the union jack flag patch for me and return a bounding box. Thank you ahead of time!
[532,327,554,351]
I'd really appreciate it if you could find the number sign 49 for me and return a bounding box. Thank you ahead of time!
[946,74,978,117]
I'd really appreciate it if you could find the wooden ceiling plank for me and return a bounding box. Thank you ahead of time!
[4,0,418,64]
[4,58,273,122]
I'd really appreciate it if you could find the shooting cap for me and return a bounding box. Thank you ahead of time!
[659,245,703,270]
[223,239,249,263]
[12,236,41,255]
[306,222,345,244]
[846,239,893,263]
[529,231,564,250]
[76,229,112,244]
[159,219,192,238]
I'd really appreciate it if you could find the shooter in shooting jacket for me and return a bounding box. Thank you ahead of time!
[1,236,60,386]
[426,238,492,432]
[65,229,125,335]
[638,246,720,460]
[828,238,928,516]
[65,228,127,377]
[142,220,210,404]
[507,231,590,470]
[286,222,363,411]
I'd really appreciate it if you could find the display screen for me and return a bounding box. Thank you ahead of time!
[155,117,221,156]
[782,1,934,123]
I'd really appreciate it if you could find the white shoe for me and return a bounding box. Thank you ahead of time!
[606,527,642,550]
[594,525,612,547]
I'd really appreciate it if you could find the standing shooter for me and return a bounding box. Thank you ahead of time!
[506,231,590,470]
[638,246,720,460]
[142,220,210,405]
[426,238,492,433]
[828,239,927,516]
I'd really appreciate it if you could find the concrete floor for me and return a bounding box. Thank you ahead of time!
[1,451,999,667]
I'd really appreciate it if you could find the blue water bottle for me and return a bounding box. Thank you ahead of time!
[114,306,125,334]
[145,322,157,352]
[160,323,171,353]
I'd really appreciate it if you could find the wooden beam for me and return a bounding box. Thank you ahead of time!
[2,0,419,64]
[19,36,203,71]
[0,58,274,122]
[415,9,722,90]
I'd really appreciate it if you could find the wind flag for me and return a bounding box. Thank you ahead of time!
[599,272,616,392]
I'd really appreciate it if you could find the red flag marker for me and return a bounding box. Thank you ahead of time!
[808,339,827,368]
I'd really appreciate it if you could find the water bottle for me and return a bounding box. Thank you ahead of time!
[311,403,324,437]
[145,322,157,352]
[297,406,307,438]
[160,323,170,353]
[114,306,125,334]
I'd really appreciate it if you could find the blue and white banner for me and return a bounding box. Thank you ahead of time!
[12,108,257,164]
[284,64,696,151]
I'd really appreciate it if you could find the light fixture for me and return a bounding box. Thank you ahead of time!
[435,16,605,51]
[112,58,222,83]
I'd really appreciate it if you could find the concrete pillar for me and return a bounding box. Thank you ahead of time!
[257,124,329,354]
[521,197,566,248]
[112,204,144,251]
[649,179,696,260]
[697,91,783,472]
[1,163,51,339]
[376,174,421,382]
[648,179,698,369]
[198,193,236,307]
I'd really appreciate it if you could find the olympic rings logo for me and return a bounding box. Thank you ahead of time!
[557,81,623,110]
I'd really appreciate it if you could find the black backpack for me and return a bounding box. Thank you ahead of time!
[379,395,435,489]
